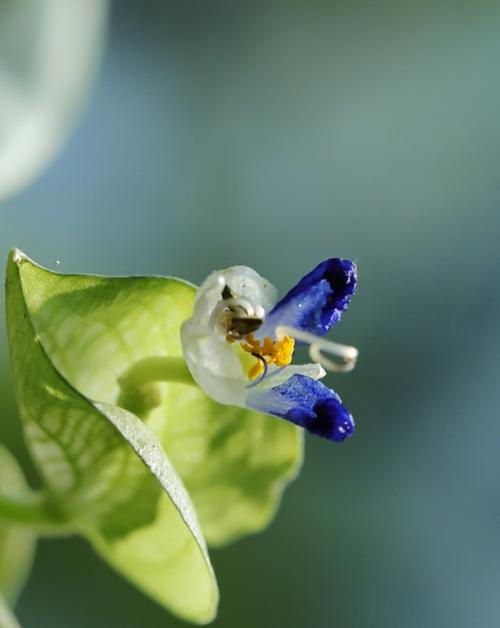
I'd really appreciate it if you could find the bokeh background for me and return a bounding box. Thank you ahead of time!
[2,1,500,627]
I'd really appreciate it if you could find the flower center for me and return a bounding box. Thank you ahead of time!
[211,284,265,340]
[240,333,295,380]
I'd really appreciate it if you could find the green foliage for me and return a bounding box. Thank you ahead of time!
[5,251,216,624]
[2,249,303,622]
[0,592,21,628]
[0,446,36,606]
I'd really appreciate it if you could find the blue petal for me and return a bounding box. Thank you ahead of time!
[247,374,354,442]
[259,258,356,338]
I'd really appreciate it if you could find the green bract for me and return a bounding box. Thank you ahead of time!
[3,249,303,623]
[0,592,21,628]
[0,445,36,606]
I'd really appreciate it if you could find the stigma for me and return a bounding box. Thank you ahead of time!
[275,325,358,373]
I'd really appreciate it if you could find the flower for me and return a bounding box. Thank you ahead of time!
[6,249,359,624]
[181,259,358,442]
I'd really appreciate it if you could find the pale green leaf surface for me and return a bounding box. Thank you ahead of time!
[13,252,303,546]
[0,593,21,628]
[0,445,36,605]
[5,251,217,624]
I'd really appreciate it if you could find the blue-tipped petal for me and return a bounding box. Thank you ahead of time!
[259,258,356,338]
[247,373,354,442]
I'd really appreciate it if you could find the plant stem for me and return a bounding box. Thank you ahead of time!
[119,356,195,388]
[0,490,75,537]
[117,356,195,417]
[0,491,50,526]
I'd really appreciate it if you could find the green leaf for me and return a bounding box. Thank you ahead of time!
[5,250,217,624]
[164,393,303,547]
[9,251,303,547]
[0,593,21,628]
[0,445,36,605]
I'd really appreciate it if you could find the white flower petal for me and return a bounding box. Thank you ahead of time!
[182,266,318,408]
[191,266,277,328]
[180,320,247,406]
[250,362,326,392]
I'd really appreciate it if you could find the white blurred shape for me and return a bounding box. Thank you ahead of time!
[0,0,109,200]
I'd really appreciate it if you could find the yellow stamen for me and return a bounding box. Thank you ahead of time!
[241,333,295,380]
[273,335,295,366]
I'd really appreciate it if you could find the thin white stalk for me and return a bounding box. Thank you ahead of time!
[275,325,358,373]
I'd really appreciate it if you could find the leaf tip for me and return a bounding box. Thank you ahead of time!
[9,248,26,266]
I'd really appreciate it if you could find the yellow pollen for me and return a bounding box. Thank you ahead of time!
[241,333,295,380]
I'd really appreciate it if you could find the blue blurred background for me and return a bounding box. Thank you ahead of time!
[2,1,500,626]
